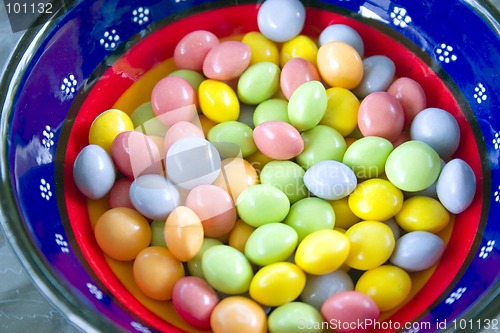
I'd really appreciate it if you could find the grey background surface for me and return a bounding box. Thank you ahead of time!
[0,1,499,332]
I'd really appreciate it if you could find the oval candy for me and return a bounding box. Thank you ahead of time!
[203,41,251,80]
[410,107,461,159]
[358,91,405,142]
[390,231,445,272]
[318,24,364,57]
[129,174,180,220]
[73,144,116,200]
[174,30,219,71]
[253,121,304,160]
[436,158,476,214]
[257,0,305,42]
[237,61,281,105]
[280,58,320,100]
[288,81,328,132]
[303,160,357,200]
[352,55,396,99]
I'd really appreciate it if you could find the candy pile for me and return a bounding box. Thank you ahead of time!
[72,0,477,331]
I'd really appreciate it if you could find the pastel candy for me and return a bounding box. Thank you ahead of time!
[237,62,281,105]
[163,121,205,154]
[151,76,197,126]
[111,131,162,179]
[300,270,354,310]
[303,160,357,200]
[288,81,328,132]
[253,121,304,160]
[390,231,445,272]
[257,0,305,42]
[387,77,427,126]
[358,91,405,142]
[352,55,396,98]
[129,174,180,220]
[166,136,221,190]
[203,41,251,80]
[410,107,460,159]
[280,58,320,100]
[318,24,364,57]
[174,30,219,71]
[436,158,476,214]
[73,144,116,200]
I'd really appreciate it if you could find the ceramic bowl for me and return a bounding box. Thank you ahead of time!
[0,0,499,332]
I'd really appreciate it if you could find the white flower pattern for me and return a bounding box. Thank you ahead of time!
[434,43,457,63]
[100,29,120,50]
[40,178,52,201]
[445,287,467,304]
[390,6,412,28]
[132,7,150,25]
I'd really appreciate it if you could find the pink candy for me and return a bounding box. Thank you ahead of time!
[174,30,220,71]
[357,91,405,142]
[203,41,251,80]
[280,58,320,99]
[387,77,427,126]
[253,121,304,160]
[151,76,197,126]
[111,131,162,179]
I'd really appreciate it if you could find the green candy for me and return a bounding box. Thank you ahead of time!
[150,220,166,247]
[288,81,328,132]
[297,125,346,169]
[284,197,335,242]
[268,302,324,333]
[238,62,281,105]
[186,238,223,279]
[208,121,257,157]
[202,245,253,294]
[236,184,290,227]
[385,140,441,192]
[343,136,394,179]
[244,223,298,266]
[130,102,168,137]
[253,99,290,126]
[260,160,308,204]
[168,69,205,92]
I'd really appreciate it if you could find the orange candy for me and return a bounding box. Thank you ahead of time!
[133,246,185,300]
[164,206,204,262]
[210,296,267,333]
[317,41,363,89]
[213,158,259,201]
[94,207,151,261]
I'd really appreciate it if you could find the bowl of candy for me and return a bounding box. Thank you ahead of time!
[1,0,499,332]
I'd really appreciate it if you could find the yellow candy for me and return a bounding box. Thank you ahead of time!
[249,262,306,307]
[320,87,360,137]
[348,179,403,221]
[88,109,134,153]
[295,230,350,275]
[280,35,318,67]
[241,31,280,66]
[317,42,363,89]
[228,219,256,253]
[395,196,451,233]
[328,197,361,230]
[355,265,412,311]
[345,221,395,270]
[198,79,240,123]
